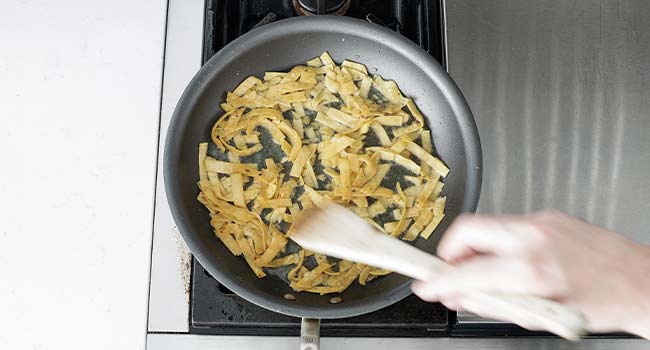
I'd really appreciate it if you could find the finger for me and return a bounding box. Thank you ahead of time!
[413,255,544,297]
[437,215,526,262]
[451,296,546,331]
[411,282,466,311]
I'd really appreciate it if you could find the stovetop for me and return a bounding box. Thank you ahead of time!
[202,0,446,67]
[191,0,449,336]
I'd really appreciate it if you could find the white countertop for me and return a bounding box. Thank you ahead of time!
[0,0,167,349]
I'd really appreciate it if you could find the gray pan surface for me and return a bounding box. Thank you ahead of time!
[164,16,481,319]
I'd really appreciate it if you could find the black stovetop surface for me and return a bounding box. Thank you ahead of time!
[191,0,449,336]
[191,262,449,336]
[202,0,446,67]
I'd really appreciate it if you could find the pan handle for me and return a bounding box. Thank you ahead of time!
[300,318,321,350]
[316,0,327,15]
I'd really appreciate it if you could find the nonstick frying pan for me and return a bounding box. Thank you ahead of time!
[164,16,481,347]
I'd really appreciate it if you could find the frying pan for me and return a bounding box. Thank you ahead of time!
[164,16,481,347]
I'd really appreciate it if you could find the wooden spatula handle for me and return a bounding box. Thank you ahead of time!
[320,227,586,340]
[290,204,587,340]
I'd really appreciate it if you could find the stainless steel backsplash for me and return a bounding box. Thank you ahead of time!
[446,0,650,243]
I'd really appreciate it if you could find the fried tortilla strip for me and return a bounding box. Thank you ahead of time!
[291,262,332,291]
[321,135,356,160]
[290,144,314,178]
[288,250,306,282]
[420,213,444,240]
[315,112,349,133]
[339,157,352,201]
[198,142,209,182]
[326,108,358,128]
[320,51,335,66]
[259,198,293,208]
[230,173,246,208]
[403,207,434,241]
[358,265,373,286]
[255,231,288,266]
[235,234,266,278]
[401,140,449,177]
[214,227,242,256]
[361,163,390,194]
[265,254,299,268]
[233,76,262,96]
[370,123,392,146]
[204,158,261,176]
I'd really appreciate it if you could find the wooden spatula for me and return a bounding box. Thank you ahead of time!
[289,203,586,341]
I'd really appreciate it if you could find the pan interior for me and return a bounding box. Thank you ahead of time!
[166,17,479,319]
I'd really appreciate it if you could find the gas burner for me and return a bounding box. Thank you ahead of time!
[293,0,350,16]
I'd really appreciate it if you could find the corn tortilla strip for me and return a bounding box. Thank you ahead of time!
[306,57,322,67]
[358,265,373,285]
[292,114,304,138]
[339,157,352,201]
[267,81,313,96]
[259,198,293,208]
[370,123,392,146]
[374,115,405,126]
[433,196,446,216]
[315,112,349,133]
[277,91,308,103]
[351,196,368,208]
[325,264,362,292]
[326,108,358,127]
[403,140,449,177]
[404,175,422,186]
[205,158,260,175]
[266,254,299,268]
[370,268,392,276]
[290,145,314,177]
[276,121,303,161]
[251,231,265,254]
[433,182,444,198]
[321,135,354,160]
[233,76,261,96]
[302,159,318,188]
[392,123,423,138]
[367,148,421,175]
[405,98,425,125]
[367,201,386,217]
[341,59,368,75]
[264,72,286,80]
[420,130,433,153]
[291,262,332,290]
[320,51,335,66]
[361,163,390,193]
[420,214,445,240]
[404,207,434,241]
[288,250,306,282]
[214,229,242,256]
[304,286,342,295]
[198,143,208,182]
[352,171,367,188]
[420,130,433,176]
[231,173,246,208]
[417,177,439,207]
[255,232,288,266]
[235,235,266,278]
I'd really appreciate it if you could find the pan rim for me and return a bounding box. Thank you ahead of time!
[164,15,482,319]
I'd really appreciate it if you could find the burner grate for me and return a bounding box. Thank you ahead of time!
[202,0,446,68]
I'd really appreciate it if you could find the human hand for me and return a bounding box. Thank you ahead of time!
[412,211,650,338]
